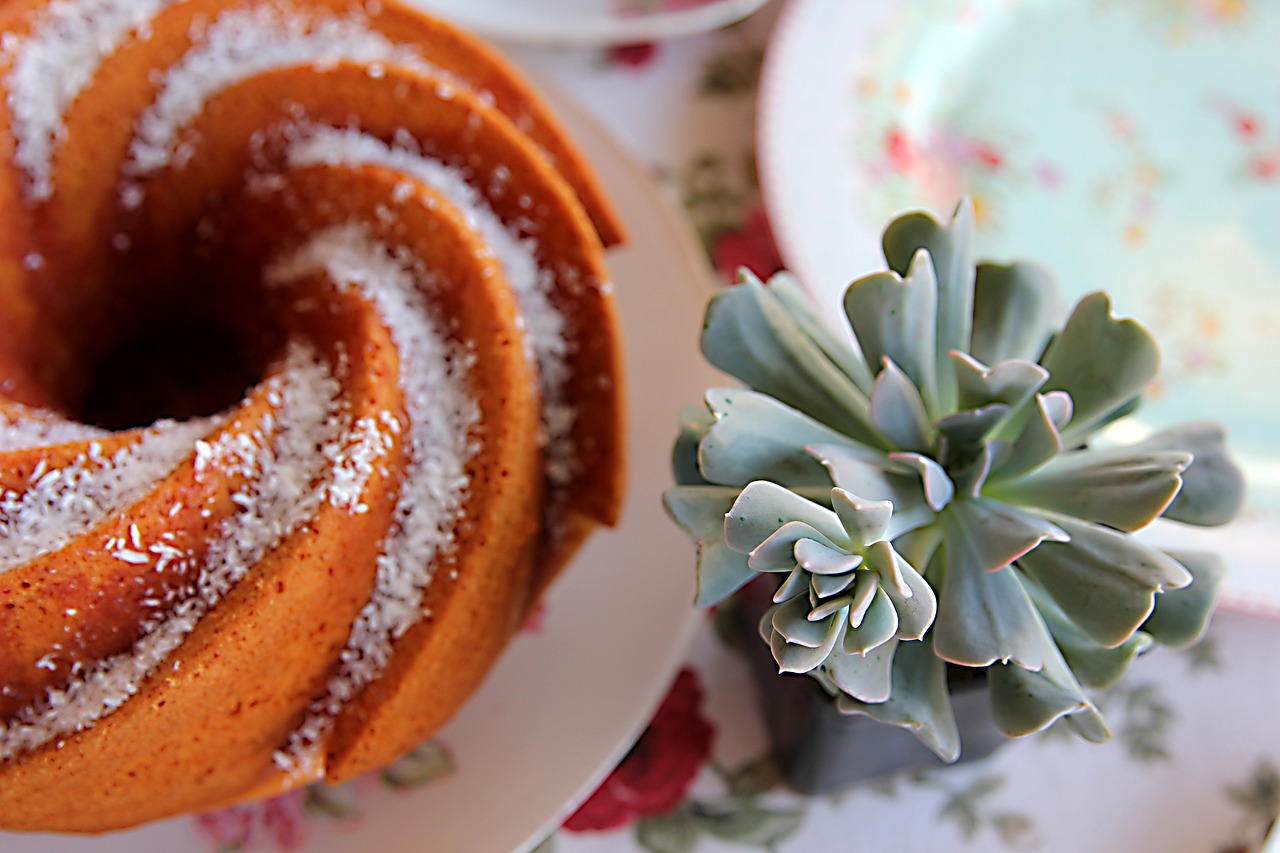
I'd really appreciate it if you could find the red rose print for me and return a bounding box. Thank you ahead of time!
[520,599,548,634]
[1235,113,1260,139]
[196,804,255,851]
[972,142,1004,171]
[1250,153,1280,181]
[711,207,785,286]
[260,792,307,852]
[195,791,309,852]
[607,42,659,68]
[886,127,915,172]
[563,668,714,832]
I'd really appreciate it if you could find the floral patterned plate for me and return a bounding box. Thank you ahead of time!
[758,0,1280,618]
[404,0,772,46]
[4,78,713,853]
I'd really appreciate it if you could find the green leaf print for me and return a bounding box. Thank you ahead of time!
[694,805,805,848]
[700,46,765,96]
[636,807,701,853]
[380,740,454,789]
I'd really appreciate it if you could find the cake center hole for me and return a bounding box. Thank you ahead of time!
[73,304,278,431]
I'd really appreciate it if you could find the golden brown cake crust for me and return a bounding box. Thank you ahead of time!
[0,0,625,832]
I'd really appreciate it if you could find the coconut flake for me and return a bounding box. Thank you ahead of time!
[322,411,398,513]
[264,223,478,773]
[0,344,342,760]
[3,0,177,201]
[0,415,219,575]
[284,125,578,488]
[124,5,435,198]
[0,403,108,450]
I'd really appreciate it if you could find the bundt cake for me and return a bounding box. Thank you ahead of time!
[0,0,625,833]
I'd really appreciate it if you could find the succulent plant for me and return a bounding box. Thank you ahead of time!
[664,200,1245,761]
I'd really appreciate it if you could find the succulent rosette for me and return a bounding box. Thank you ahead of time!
[664,200,1245,761]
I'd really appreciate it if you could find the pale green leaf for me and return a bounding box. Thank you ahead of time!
[988,606,1109,741]
[987,393,1066,482]
[1141,549,1226,648]
[1136,423,1245,527]
[989,659,1109,741]
[770,604,845,673]
[1039,292,1160,442]
[771,595,832,648]
[989,445,1190,532]
[946,497,1069,571]
[810,567,857,597]
[844,250,941,412]
[846,585,899,651]
[865,541,937,639]
[880,199,976,402]
[724,481,848,555]
[750,520,839,571]
[767,269,877,395]
[934,403,1010,449]
[636,809,699,853]
[933,512,1045,669]
[702,276,882,444]
[664,486,752,607]
[887,451,955,510]
[1024,577,1152,689]
[941,440,994,500]
[837,636,961,762]
[698,389,846,487]
[1016,517,1192,648]
[970,260,1056,364]
[672,403,715,486]
[811,443,934,538]
[869,357,934,452]
[774,566,808,602]
[827,636,897,702]
[951,351,1049,414]
[831,488,893,545]
[795,537,862,575]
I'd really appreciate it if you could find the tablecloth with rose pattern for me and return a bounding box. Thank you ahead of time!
[193,5,1280,852]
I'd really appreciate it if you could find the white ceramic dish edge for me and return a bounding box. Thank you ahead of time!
[404,0,772,46]
[756,0,1280,619]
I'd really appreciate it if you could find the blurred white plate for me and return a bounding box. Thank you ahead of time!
[6,77,715,853]
[759,0,1280,618]
[405,0,771,45]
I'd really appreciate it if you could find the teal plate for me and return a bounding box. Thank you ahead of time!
[759,0,1280,616]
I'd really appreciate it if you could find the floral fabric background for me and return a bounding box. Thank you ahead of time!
[192,5,1280,852]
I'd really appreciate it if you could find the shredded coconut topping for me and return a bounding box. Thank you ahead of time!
[2,0,176,201]
[0,403,108,450]
[264,223,479,774]
[323,411,399,514]
[0,416,218,575]
[0,345,342,760]
[124,4,435,200]
[285,125,578,487]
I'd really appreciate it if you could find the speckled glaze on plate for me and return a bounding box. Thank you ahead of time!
[759,0,1280,617]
